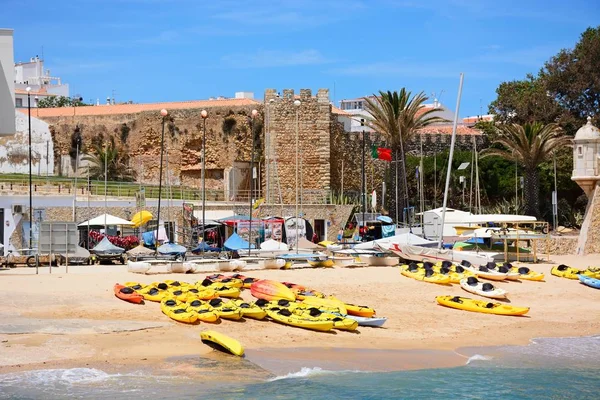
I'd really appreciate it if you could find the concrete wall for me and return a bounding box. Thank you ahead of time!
[0,28,15,136]
[0,110,54,174]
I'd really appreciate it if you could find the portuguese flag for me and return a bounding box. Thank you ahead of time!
[371,145,392,161]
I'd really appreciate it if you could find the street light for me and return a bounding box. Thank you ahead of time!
[26,87,33,249]
[248,109,258,254]
[200,109,208,254]
[293,99,301,253]
[155,109,168,253]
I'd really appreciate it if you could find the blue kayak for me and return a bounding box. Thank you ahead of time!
[579,274,600,289]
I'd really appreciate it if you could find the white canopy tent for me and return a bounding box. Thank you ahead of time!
[78,213,134,227]
[354,232,438,250]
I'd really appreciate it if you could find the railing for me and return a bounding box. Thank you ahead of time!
[0,175,343,205]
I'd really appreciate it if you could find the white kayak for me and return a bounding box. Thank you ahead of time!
[330,312,387,327]
[461,262,508,281]
[127,260,151,274]
[460,277,508,299]
[486,262,521,281]
[345,315,388,327]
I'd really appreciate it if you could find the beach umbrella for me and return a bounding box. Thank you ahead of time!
[131,210,153,227]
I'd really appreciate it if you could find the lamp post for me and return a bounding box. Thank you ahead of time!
[26,87,33,249]
[293,99,301,252]
[73,130,81,221]
[200,109,208,253]
[361,128,367,241]
[155,109,168,254]
[248,109,258,254]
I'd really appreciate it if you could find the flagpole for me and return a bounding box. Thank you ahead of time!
[438,73,464,249]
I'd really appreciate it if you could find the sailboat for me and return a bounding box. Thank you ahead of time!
[388,74,498,266]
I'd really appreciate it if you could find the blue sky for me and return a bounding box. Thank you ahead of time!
[3,0,599,117]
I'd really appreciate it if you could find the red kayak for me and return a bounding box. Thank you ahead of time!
[114,283,144,304]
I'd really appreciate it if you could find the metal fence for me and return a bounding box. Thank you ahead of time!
[0,176,342,205]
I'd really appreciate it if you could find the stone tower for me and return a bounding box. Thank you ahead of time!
[572,117,600,254]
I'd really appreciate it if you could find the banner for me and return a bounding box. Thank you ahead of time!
[136,188,146,208]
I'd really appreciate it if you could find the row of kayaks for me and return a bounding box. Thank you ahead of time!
[399,261,545,285]
[114,275,387,331]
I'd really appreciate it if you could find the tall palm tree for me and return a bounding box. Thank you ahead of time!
[364,89,445,222]
[81,138,136,182]
[482,122,570,217]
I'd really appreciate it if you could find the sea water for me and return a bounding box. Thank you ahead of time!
[1,335,598,399]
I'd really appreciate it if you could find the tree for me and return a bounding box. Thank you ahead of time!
[38,96,88,108]
[482,122,571,218]
[540,26,600,130]
[81,137,136,182]
[488,74,566,126]
[364,89,445,222]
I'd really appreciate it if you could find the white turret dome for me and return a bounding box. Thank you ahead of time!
[574,116,600,141]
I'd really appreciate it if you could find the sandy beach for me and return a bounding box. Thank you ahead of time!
[1,254,599,375]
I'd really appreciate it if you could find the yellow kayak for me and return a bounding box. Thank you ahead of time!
[436,295,529,316]
[140,283,170,302]
[180,287,218,302]
[200,330,244,357]
[205,275,245,289]
[307,259,335,268]
[294,308,358,331]
[255,298,300,310]
[551,265,584,279]
[207,298,243,320]
[510,266,545,281]
[186,299,219,323]
[196,280,241,298]
[266,308,334,332]
[167,287,190,302]
[233,300,267,320]
[160,298,199,323]
[400,265,452,284]
[163,280,191,288]
[328,296,375,317]
[301,296,347,314]
[123,282,146,291]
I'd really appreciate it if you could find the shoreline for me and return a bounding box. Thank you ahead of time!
[1,254,599,376]
[1,333,599,378]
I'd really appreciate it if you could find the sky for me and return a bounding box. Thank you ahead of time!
[2,0,599,117]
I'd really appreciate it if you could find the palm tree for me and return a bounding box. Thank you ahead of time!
[482,122,570,218]
[81,138,136,182]
[364,89,445,222]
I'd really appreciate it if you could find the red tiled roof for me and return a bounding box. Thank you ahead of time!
[416,125,482,136]
[463,115,494,124]
[30,98,261,118]
[331,105,351,116]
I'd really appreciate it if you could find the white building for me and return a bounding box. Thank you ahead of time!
[14,55,69,108]
[0,28,15,136]
[338,96,456,133]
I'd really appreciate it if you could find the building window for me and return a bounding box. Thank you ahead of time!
[578,146,583,157]
[15,98,23,107]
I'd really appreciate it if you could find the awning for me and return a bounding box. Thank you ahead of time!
[79,213,134,227]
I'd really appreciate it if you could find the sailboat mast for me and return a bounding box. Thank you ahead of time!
[469,136,475,212]
[438,73,465,249]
